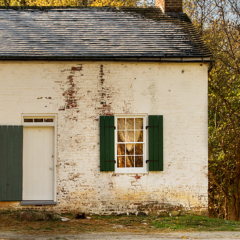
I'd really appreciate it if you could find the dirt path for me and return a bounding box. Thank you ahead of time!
[1,231,240,239]
[1,213,240,239]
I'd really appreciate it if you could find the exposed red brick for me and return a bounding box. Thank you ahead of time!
[71,66,82,71]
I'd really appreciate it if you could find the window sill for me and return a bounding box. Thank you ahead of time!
[20,201,57,205]
[115,169,148,174]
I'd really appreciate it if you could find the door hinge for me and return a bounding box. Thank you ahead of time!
[105,160,116,163]
[146,160,158,163]
[105,126,116,129]
[146,126,158,129]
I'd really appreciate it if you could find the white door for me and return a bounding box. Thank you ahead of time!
[23,127,54,200]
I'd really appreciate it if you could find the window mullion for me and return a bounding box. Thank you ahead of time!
[116,115,146,172]
[134,144,135,168]
[124,121,126,167]
[134,118,135,168]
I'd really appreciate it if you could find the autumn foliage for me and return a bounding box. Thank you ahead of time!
[0,0,150,7]
[1,0,240,220]
[185,0,240,220]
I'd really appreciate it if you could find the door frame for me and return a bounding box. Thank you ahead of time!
[22,114,57,203]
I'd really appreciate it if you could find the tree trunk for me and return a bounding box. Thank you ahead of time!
[228,139,240,220]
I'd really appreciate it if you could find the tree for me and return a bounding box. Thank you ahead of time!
[1,0,240,220]
[0,0,148,7]
[184,0,240,220]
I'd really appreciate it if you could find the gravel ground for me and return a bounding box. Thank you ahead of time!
[1,231,240,239]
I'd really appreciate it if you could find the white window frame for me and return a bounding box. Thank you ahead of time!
[115,114,147,174]
[22,115,56,127]
[22,114,57,203]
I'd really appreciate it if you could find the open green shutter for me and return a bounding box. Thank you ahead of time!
[0,126,23,201]
[148,115,163,171]
[100,116,115,171]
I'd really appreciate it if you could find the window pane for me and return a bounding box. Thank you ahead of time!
[136,156,143,167]
[117,144,125,155]
[126,131,134,142]
[24,119,33,122]
[126,144,134,155]
[126,118,134,130]
[135,118,143,129]
[116,116,145,170]
[117,118,125,130]
[135,144,143,155]
[34,119,43,122]
[118,131,125,142]
[44,118,54,122]
[135,131,143,142]
[117,156,125,168]
[126,156,134,167]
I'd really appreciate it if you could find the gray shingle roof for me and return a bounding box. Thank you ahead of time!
[0,7,211,60]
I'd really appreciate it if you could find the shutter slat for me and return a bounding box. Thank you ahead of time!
[100,116,115,171]
[6,126,14,200]
[13,126,23,200]
[153,116,158,170]
[0,126,8,199]
[0,125,23,201]
[109,116,115,171]
[158,116,163,171]
[105,116,110,170]
[148,117,154,171]
[148,115,163,171]
[100,116,106,171]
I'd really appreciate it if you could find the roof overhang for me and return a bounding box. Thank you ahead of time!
[0,56,211,62]
[0,56,213,71]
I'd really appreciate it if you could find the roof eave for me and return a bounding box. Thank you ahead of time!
[0,56,212,62]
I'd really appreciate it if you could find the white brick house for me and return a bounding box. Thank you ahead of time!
[0,2,211,214]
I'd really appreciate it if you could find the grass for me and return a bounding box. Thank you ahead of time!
[150,215,240,231]
[91,214,240,232]
[1,211,240,234]
[44,226,52,230]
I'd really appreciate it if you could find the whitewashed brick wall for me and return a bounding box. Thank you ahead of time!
[0,61,208,214]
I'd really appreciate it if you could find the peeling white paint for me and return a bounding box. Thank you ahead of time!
[0,61,208,214]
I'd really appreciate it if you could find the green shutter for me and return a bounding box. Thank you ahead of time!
[0,126,23,201]
[148,115,163,171]
[100,116,115,171]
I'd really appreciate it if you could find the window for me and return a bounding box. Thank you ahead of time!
[100,115,163,173]
[116,115,147,173]
[23,117,54,124]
